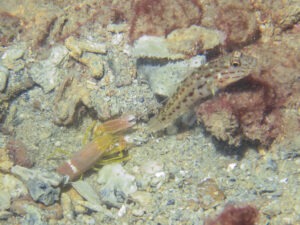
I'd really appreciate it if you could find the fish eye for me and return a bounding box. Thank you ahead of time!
[231,61,241,67]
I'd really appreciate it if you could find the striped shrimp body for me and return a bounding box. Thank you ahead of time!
[56,115,136,181]
[148,51,258,132]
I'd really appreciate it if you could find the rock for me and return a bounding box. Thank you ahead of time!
[0,148,13,172]
[30,45,69,93]
[134,160,167,189]
[65,36,107,58]
[107,23,128,33]
[61,192,74,220]
[11,199,63,220]
[0,173,28,200]
[138,54,206,97]
[80,52,104,79]
[0,210,12,220]
[65,36,106,78]
[97,164,137,208]
[21,204,47,225]
[26,179,60,206]
[108,50,136,87]
[166,25,224,56]
[132,208,146,217]
[1,43,26,72]
[0,65,8,92]
[47,45,69,66]
[71,180,100,204]
[10,166,66,205]
[130,191,153,208]
[0,191,10,210]
[132,26,223,59]
[197,178,225,210]
[64,188,86,215]
[53,77,92,126]
[132,36,185,60]
[11,165,66,187]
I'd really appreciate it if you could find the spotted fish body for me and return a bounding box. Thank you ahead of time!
[149,51,258,132]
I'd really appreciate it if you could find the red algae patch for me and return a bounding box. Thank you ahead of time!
[129,0,202,43]
[197,32,300,148]
[204,204,259,225]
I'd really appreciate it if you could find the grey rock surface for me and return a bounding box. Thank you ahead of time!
[27,179,60,206]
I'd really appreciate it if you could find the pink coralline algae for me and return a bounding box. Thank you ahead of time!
[197,32,300,148]
[204,204,259,225]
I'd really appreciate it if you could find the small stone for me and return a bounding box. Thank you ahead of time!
[197,178,225,209]
[27,179,60,206]
[65,36,107,57]
[167,199,175,205]
[29,61,60,93]
[80,52,104,79]
[117,204,126,217]
[97,164,137,208]
[71,180,100,204]
[11,199,63,220]
[64,188,86,215]
[29,45,68,93]
[76,214,96,225]
[47,45,69,66]
[0,210,12,220]
[0,148,13,172]
[132,35,185,59]
[1,43,26,72]
[0,65,9,92]
[132,208,145,217]
[21,204,46,225]
[0,173,28,199]
[61,193,74,220]
[130,191,153,208]
[0,191,10,210]
[107,23,128,33]
[11,165,66,187]
[138,55,206,97]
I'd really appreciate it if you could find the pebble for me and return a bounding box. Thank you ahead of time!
[1,43,26,72]
[76,214,96,225]
[0,65,9,92]
[71,180,100,204]
[132,208,145,217]
[0,210,12,220]
[130,191,153,208]
[97,164,137,207]
[11,165,66,187]
[21,204,46,225]
[0,173,28,201]
[0,191,10,210]
[26,179,60,206]
[29,45,69,93]
[61,192,74,220]
[137,54,206,97]
[117,204,126,217]
[11,199,63,220]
